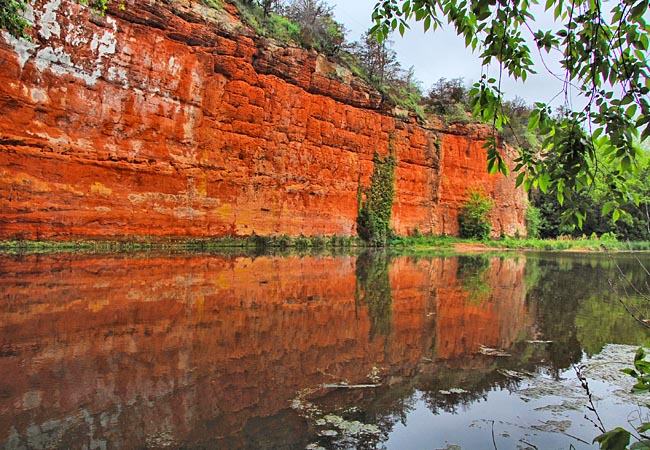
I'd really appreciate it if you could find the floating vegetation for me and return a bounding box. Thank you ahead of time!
[439,388,470,395]
[290,374,386,449]
[479,345,512,357]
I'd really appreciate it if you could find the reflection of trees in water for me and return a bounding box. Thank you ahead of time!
[456,255,492,303]
[527,254,650,374]
[525,257,583,375]
[355,251,393,341]
[303,254,650,448]
[418,366,522,415]
[309,351,547,448]
[309,384,417,450]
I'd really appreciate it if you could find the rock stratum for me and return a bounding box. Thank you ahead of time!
[0,0,526,239]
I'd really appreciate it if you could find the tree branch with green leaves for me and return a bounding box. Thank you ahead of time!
[371,0,649,229]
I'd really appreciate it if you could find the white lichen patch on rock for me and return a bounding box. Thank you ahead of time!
[3,0,120,86]
[65,21,91,47]
[90,30,117,57]
[107,66,129,86]
[35,46,74,73]
[1,32,39,70]
[37,0,62,40]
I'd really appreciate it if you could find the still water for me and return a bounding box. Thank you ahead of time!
[0,251,649,449]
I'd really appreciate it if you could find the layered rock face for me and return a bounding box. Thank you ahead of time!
[0,0,526,239]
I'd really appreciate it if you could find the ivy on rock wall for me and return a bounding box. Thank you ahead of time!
[357,145,397,246]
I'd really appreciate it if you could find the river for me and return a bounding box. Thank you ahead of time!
[0,251,648,449]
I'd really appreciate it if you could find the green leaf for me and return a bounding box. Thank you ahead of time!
[524,177,533,192]
[637,423,650,434]
[538,173,550,193]
[602,202,616,216]
[424,15,431,32]
[516,171,526,188]
[636,347,646,363]
[631,0,649,19]
[593,428,631,450]
[630,440,650,450]
[528,109,540,131]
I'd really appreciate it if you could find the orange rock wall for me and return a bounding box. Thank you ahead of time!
[0,0,526,239]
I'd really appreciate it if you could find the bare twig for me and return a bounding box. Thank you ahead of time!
[608,255,650,329]
[520,439,539,449]
[575,364,607,433]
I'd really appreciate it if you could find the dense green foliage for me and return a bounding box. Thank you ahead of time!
[525,204,542,238]
[281,0,346,55]
[0,0,114,38]
[423,78,542,150]
[422,77,468,117]
[349,33,425,116]
[357,149,397,246]
[239,0,280,17]
[458,189,494,240]
[531,145,650,240]
[0,234,360,256]
[371,0,650,226]
[231,0,347,55]
[0,0,30,39]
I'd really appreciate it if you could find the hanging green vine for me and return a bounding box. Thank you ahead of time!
[356,140,397,246]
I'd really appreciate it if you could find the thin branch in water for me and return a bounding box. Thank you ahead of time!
[612,254,650,297]
[520,439,539,449]
[575,364,607,433]
[610,278,650,329]
[560,429,592,446]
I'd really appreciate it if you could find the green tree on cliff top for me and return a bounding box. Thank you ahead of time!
[372,0,649,228]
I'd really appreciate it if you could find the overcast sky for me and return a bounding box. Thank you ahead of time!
[327,0,571,108]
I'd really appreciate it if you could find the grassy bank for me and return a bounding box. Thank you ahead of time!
[0,234,363,256]
[2,233,649,256]
[391,234,650,251]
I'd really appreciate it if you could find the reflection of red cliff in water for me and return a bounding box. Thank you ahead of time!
[433,257,530,361]
[0,254,531,449]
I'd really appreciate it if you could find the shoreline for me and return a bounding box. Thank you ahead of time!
[1,236,649,256]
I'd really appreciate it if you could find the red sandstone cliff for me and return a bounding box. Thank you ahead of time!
[0,0,527,239]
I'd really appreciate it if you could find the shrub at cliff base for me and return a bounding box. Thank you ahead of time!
[458,189,494,240]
